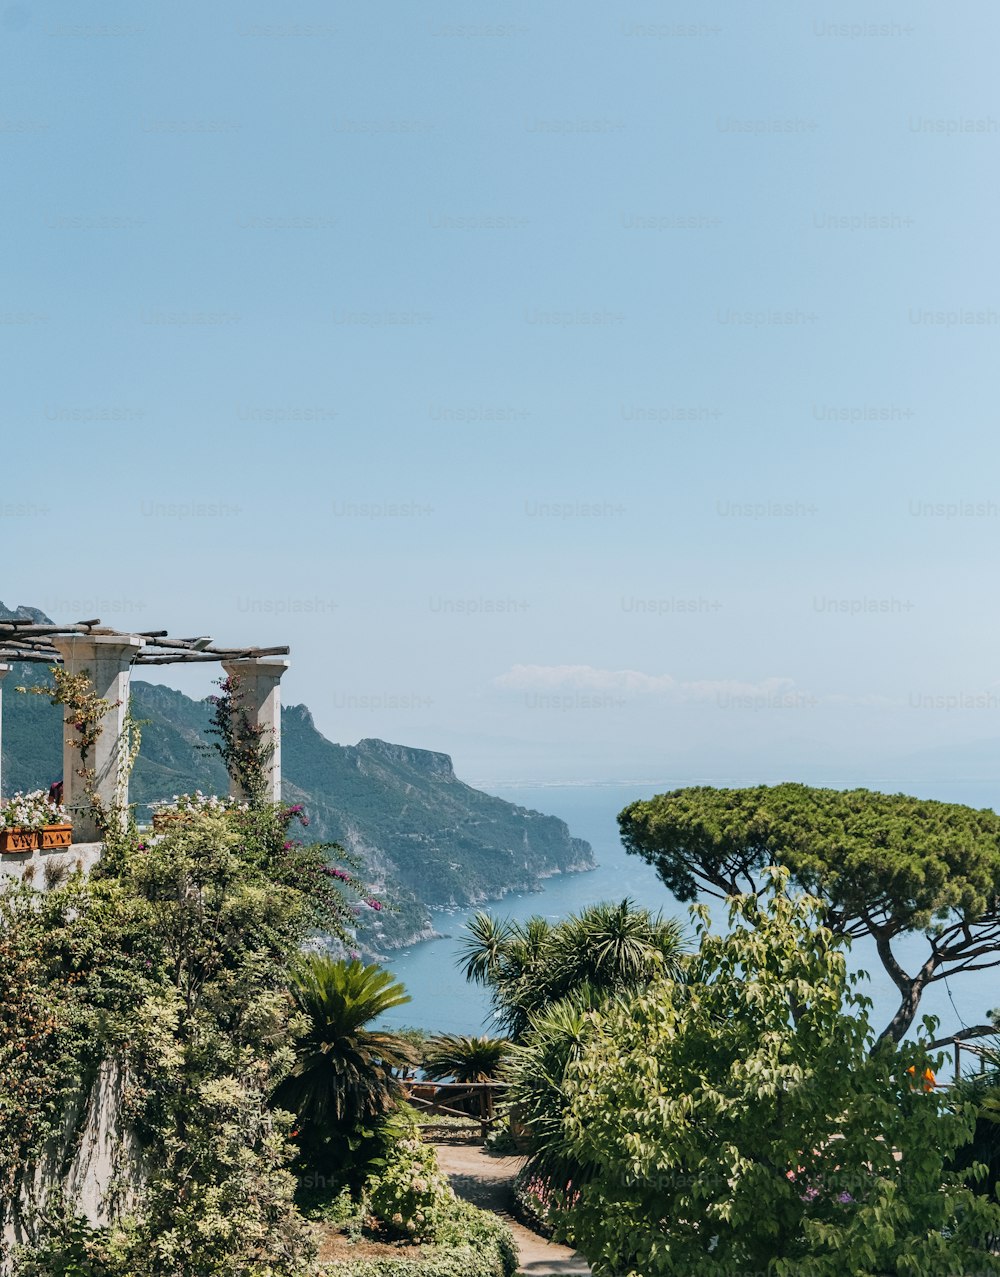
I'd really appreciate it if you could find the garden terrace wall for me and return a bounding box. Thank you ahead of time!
[2,1062,143,1273]
[0,839,103,891]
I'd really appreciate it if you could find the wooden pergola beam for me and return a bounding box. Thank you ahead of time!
[0,618,289,665]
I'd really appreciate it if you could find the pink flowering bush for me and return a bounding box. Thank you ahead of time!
[512,1167,580,1238]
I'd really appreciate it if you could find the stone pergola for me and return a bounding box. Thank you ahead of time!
[0,618,289,841]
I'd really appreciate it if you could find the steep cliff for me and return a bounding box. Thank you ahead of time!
[0,606,594,953]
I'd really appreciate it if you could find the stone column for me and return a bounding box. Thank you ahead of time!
[220,658,289,804]
[49,635,145,842]
[0,664,9,800]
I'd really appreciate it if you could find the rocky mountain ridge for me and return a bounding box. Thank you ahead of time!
[0,602,595,953]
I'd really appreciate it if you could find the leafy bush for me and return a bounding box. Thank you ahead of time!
[948,1063,1000,1244]
[13,1210,111,1277]
[540,874,1000,1276]
[510,1167,555,1238]
[300,1187,359,1229]
[313,1130,518,1276]
[482,1121,518,1156]
[366,1137,454,1242]
[2,799,371,1277]
[294,1105,426,1217]
[319,1200,517,1276]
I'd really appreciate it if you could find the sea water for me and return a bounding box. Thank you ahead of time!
[376,779,1000,1078]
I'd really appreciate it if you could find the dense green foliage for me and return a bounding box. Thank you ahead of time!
[526,875,1000,1276]
[0,885,109,1220]
[273,955,419,1182]
[421,1035,511,1085]
[620,782,1000,1041]
[2,803,370,1276]
[366,1132,454,1242]
[505,996,596,1181]
[300,1112,518,1277]
[460,898,688,1039]
[947,1055,1000,1226]
[318,1197,517,1277]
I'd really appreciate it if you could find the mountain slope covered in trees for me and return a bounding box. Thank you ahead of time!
[0,605,594,951]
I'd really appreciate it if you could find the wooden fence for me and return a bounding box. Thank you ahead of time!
[400,1080,510,1139]
[938,1035,994,1085]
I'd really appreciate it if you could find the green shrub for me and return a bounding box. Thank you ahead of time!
[12,1211,111,1277]
[319,1202,517,1276]
[318,1134,518,1276]
[509,1167,554,1238]
[432,1198,518,1267]
[541,877,1000,1276]
[482,1120,517,1156]
[299,1187,359,1228]
[365,1137,454,1242]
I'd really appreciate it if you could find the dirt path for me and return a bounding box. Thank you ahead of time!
[432,1142,591,1276]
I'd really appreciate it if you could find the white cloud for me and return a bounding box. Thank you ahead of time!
[492,663,797,702]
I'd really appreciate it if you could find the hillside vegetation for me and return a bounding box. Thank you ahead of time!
[0,607,593,953]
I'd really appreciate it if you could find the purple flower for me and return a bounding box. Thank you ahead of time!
[837,1192,854,1204]
[367,898,382,912]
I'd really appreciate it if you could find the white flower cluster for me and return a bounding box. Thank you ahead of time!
[0,789,69,831]
[148,790,249,815]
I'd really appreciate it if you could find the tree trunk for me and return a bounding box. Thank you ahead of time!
[872,934,939,1046]
[876,980,925,1046]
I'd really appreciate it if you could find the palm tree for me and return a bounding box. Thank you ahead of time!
[459,899,688,1039]
[422,1033,511,1084]
[550,898,687,991]
[459,913,558,1039]
[422,1034,511,1122]
[507,992,598,1179]
[272,955,419,1143]
[459,912,514,986]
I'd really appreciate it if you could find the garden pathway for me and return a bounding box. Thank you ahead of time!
[432,1142,591,1275]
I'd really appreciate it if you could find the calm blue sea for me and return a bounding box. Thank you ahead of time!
[376,779,1000,1076]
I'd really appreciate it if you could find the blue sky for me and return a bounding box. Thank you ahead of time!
[3,1,1000,786]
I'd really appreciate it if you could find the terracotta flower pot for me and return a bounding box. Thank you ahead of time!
[0,824,73,854]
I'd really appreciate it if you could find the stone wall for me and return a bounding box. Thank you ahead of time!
[0,841,104,892]
[2,1060,143,1274]
[0,842,141,1274]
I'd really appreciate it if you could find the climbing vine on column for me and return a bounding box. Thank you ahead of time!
[18,666,142,835]
[202,673,274,807]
